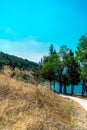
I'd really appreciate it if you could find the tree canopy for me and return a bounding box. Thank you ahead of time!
[35,34,87,96]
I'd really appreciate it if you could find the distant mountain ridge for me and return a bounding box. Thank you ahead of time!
[0,51,38,71]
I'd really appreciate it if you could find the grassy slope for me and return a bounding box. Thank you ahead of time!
[3,65,35,84]
[0,74,87,130]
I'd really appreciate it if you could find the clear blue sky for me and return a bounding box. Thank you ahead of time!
[0,0,87,62]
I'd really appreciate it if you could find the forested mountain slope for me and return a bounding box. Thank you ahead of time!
[0,52,38,71]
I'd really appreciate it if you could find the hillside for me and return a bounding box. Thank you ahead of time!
[2,65,35,84]
[0,74,87,130]
[0,52,38,71]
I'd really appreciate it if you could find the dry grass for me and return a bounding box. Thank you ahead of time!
[0,74,87,130]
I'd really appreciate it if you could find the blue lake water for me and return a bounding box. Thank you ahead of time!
[54,83,81,94]
[44,82,87,95]
[53,82,87,95]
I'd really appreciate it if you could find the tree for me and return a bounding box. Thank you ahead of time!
[76,34,87,63]
[49,44,56,56]
[80,64,87,95]
[64,50,80,95]
[41,53,60,90]
[39,44,60,90]
[58,45,70,94]
[41,59,55,89]
[76,34,87,95]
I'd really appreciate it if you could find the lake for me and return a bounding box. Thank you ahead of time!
[44,82,87,95]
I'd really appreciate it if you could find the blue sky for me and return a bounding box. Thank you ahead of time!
[0,0,87,62]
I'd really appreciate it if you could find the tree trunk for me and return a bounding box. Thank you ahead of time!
[81,84,85,96]
[81,80,86,96]
[71,85,74,95]
[64,85,66,94]
[86,85,87,95]
[59,81,62,93]
[53,81,56,92]
[49,82,52,90]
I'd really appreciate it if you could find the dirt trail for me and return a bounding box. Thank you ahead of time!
[59,94,87,111]
[59,94,87,130]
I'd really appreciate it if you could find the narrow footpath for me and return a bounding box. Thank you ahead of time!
[59,94,87,111]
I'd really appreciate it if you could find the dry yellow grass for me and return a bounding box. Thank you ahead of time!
[0,74,87,130]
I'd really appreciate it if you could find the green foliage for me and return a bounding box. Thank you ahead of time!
[0,52,38,71]
[35,40,85,95]
[63,50,80,94]
[76,34,87,62]
[49,44,56,56]
[59,45,69,59]
[41,60,54,82]
[41,53,60,82]
[11,69,30,82]
[76,34,87,95]
[80,63,87,80]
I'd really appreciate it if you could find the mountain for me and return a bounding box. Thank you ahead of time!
[0,51,38,71]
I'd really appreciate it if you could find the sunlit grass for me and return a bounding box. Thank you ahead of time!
[0,74,80,130]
